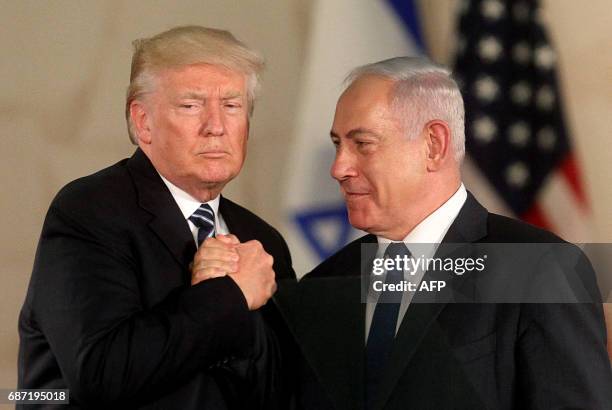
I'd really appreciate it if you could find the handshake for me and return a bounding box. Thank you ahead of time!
[191,235,276,310]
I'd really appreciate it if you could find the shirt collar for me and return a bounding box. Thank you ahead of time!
[158,173,221,221]
[377,183,467,246]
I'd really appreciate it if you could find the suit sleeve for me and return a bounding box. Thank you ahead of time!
[517,251,612,409]
[29,203,255,406]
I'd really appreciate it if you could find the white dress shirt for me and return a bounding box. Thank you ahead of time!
[158,174,230,245]
[365,184,468,341]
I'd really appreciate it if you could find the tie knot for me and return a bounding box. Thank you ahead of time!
[189,204,216,245]
[384,242,411,259]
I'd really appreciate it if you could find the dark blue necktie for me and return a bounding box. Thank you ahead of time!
[366,242,410,408]
[188,203,216,246]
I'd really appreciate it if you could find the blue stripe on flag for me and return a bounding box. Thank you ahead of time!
[385,0,425,52]
[294,206,352,260]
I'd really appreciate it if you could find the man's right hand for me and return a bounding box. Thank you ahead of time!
[191,235,240,284]
[191,235,276,310]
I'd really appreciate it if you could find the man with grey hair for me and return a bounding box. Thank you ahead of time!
[18,26,295,409]
[283,57,612,409]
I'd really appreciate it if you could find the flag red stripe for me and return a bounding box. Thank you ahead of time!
[521,203,553,230]
[559,154,589,209]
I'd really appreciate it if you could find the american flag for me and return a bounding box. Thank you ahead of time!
[453,0,591,242]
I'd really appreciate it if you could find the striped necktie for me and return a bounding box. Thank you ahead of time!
[189,203,216,246]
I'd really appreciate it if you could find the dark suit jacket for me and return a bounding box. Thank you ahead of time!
[281,192,612,410]
[18,149,295,409]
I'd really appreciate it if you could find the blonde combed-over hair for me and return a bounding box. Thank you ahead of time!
[125,26,264,144]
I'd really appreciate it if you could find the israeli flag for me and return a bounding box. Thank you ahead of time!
[283,0,425,277]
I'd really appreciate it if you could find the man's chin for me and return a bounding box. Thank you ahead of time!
[196,169,238,186]
[347,212,371,233]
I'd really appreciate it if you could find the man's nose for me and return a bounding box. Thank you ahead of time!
[330,146,358,181]
[201,103,225,136]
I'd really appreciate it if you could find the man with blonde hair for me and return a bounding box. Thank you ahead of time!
[18,26,294,409]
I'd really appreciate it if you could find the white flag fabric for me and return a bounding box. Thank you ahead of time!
[282,0,424,277]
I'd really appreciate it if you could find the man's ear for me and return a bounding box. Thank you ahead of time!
[130,100,152,145]
[424,120,451,172]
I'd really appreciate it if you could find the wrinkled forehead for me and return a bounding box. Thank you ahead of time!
[152,63,248,95]
[340,74,396,104]
[334,76,400,127]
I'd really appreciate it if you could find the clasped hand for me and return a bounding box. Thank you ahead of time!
[191,235,276,310]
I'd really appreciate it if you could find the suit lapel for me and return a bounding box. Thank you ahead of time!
[372,192,489,410]
[127,149,196,274]
[218,196,255,243]
[438,192,488,245]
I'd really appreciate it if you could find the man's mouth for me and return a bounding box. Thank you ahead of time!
[344,191,369,199]
[198,151,229,159]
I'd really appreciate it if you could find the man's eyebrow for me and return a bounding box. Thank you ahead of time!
[179,91,206,100]
[222,91,243,100]
[330,128,382,140]
[177,91,243,100]
[346,128,381,139]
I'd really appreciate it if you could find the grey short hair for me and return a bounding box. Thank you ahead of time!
[125,26,265,145]
[345,57,465,162]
